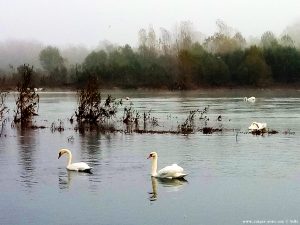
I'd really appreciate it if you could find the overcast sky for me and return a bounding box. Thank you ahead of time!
[0,0,300,48]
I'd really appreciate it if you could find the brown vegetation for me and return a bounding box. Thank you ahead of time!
[13,64,39,127]
[74,76,121,133]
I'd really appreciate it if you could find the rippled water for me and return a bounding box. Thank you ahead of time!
[1,89,300,225]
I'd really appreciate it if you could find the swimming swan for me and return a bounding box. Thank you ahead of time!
[244,96,256,102]
[58,148,92,173]
[147,152,187,179]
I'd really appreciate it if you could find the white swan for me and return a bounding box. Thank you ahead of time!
[244,96,256,102]
[58,148,92,173]
[248,122,267,132]
[147,152,187,179]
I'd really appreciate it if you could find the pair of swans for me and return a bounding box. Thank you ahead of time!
[58,149,187,179]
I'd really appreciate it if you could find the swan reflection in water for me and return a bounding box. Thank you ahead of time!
[59,170,74,190]
[58,170,92,190]
[148,176,188,201]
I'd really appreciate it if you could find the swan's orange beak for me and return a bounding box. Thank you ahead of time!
[147,154,152,159]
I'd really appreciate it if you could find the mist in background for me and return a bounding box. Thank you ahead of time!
[1,0,300,89]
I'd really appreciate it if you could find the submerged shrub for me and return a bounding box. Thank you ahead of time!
[74,76,121,131]
[0,90,8,121]
[0,90,9,136]
[13,65,39,126]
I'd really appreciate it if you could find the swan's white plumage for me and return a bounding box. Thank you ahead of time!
[248,122,267,131]
[58,148,92,172]
[244,96,256,102]
[148,152,187,179]
[67,162,91,171]
[157,164,185,178]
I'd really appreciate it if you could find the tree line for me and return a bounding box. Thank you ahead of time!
[1,21,300,89]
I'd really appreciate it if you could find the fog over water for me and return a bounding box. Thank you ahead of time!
[1,0,300,86]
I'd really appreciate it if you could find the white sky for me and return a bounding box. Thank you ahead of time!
[0,0,300,48]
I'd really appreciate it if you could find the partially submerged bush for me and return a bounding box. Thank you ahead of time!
[51,120,65,132]
[0,90,8,121]
[74,77,121,132]
[178,107,210,134]
[123,105,139,125]
[178,110,198,134]
[143,110,159,129]
[13,65,39,126]
[0,90,9,136]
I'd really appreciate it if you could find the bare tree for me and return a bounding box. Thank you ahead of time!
[159,27,172,55]
[147,25,157,54]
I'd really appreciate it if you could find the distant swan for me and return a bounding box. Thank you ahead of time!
[147,152,187,179]
[244,96,256,102]
[248,122,267,132]
[58,148,92,173]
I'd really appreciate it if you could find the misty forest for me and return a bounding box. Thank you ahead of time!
[1,20,300,90]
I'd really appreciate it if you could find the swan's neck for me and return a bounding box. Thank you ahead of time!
[151,157,158,177]
[65,149,72,166]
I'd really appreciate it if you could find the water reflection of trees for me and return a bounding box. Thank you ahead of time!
[17,128,37,190]
[148,176,188,201]
[77,132,103,164]
[77,132,110,191]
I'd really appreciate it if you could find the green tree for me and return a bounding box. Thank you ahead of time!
[83,50,107,77]
[264,45,300,83]
[201,54,230,86]
[177,49,195,88]
[237,46,272,86]
[39,46,67,85]
[261,31,278,49]
[223,50,245,84]
[39,46,65,72]
[280,34,295,47]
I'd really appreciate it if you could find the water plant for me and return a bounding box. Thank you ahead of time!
[74,76,121,132]
[51,120,65,132]
[0,90,9,136]
[122,105,140,133]
[13,64,39,127]
[178,109,199,134]
[0,91,8,121]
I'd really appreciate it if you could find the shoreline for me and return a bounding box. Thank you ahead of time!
[1,83,300,92]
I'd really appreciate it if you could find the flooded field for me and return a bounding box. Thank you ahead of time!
[0,89,300,225]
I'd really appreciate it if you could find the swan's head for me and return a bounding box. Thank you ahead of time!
[58,149,70,159]
[147,151,157,159]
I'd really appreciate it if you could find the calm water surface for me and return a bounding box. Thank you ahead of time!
[1,89,300,225]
